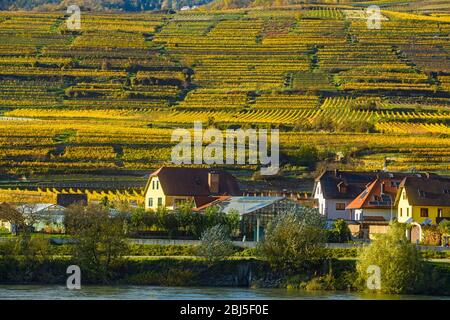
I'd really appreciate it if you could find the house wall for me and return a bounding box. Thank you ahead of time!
[313,182,353,221]
[145,177,166,210]
[410,206,450,224]
[361,208,393,221]
[397,188,413,223]
[145,177,194,210]
[165,196,193,210]
[369,225,389,239]
[397,188,450,224]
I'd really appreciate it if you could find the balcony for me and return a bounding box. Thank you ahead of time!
[436,217,450,225]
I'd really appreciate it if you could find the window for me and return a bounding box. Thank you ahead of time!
[438,208,443,218]
[156,180,159,189]
[391,181,400,188]
[148,198,153,207]
[174,198,186,208]
[420,208,429,217]
[152,180,155,190]
[407,207,409,216]
[400,208,402,217]
[157,197,163,207]
[336,203,346,211]
[402,191,407,200]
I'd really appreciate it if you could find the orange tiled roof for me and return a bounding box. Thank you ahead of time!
[346,178,400,210]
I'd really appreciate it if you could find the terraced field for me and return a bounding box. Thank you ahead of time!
[0,4,449,188]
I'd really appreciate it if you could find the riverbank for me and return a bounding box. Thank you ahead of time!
[1,256,449,296]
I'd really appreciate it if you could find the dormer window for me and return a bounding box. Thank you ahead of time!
[337,182,347,194]
[444,189,450,195]
[390,181,400,188]
[418,189,426,197]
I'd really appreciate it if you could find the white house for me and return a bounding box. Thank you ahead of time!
[313,170,380,221]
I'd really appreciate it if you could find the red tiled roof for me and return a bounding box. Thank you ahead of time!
[144,166,241,197]
[346,178,400,209]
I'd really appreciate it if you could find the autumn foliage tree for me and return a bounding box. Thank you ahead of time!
[64,203,128,282]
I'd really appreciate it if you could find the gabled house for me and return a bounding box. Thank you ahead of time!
[395,175,450,225]
[346,174,412,222]
[313,170,380,221]
[143,166,241,211]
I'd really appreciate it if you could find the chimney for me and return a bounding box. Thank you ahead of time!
[380,182,385,194]
[208,172,220,194]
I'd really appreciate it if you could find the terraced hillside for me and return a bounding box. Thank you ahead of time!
[0,5,449,191]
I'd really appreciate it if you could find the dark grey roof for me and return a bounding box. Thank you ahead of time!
[316,170,427,200]
[400,176,450,206]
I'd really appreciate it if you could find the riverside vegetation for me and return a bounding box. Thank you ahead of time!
[0,203,449,295]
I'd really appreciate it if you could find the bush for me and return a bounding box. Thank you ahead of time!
[422,225,442,246]
[128,244,197,256]
[356,222,424,294]
[197,225,235,264]
[303,274,335,291]
[234,248,257,257]
[258,205,327,274]
[325,248,359,259]
[327,219,352,243]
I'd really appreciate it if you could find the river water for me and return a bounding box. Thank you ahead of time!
[0,285,448,300]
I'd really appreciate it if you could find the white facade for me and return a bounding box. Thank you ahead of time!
[144,176,165,210]
[354,208,393,222]
[144,176,192,211]
[313,181,353,221]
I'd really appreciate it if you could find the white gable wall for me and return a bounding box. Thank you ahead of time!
[313,181,354,221]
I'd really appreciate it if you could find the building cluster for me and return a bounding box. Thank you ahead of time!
[1,167,449,243]
[313,170,450,242]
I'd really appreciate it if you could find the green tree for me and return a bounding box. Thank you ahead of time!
[258,205,327,273]
[439,220,450,246]
[327,219,352,243]
[197,225,235,264]
[130,206,147,231]
[64,203,128,282]
[224,209,241,237]
[175,201,195,234]
[356,222,424,294]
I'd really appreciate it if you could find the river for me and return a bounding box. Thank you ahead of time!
[0,285,448,300]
